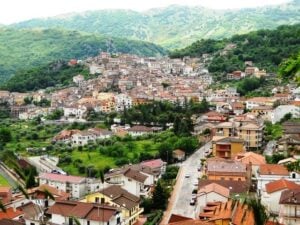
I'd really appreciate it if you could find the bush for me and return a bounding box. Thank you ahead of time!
[115,158,130,166]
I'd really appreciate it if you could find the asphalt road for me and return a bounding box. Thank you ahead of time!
[171,142,211,219]
[264,140,276,156]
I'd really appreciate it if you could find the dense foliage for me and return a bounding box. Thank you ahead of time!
[170,24,300,73]
[11,1,300,48]
[121,99,209,135]
[2,61,89,92]
[0,28,166,82]
[279,51,300,86]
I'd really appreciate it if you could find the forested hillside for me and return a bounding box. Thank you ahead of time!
[171,24,300,73]
[1,61,90,92]
[12,0,300,49]
[0,28,166,82]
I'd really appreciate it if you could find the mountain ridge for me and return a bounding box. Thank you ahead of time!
[11,0,300,49]
[0,27,166,82]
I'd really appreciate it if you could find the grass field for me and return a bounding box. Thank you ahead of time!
[59,139,160,176]
[0,174,10,187]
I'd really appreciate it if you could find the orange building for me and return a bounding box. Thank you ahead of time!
[199,200,255,225]
[206,158,248,182]
[212,137,244,159]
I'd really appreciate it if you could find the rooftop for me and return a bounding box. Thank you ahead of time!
[47,200,119,222]
[39,173,86,184]
[259,164,289,176]
[265,179,300,194]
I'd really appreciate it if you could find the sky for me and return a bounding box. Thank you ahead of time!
[0,0,291,25]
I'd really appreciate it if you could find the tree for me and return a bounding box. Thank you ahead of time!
[26,168,37,188]
[0,128,12,144]
[46,109,63,120]
[152,181,168,210]
[158,142,173,163]
[280,112,292,123]
[244,197,268,225]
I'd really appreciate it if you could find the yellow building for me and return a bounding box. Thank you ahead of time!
[212,137,244,159]
[83,185,143,225]
[215,122,237,137]
[238,123,264,149]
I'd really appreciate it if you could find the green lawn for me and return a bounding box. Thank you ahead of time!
[61,150,116,175]
[59,139,160,176]
[0,174,10,187]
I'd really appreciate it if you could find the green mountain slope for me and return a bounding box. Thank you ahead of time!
[12,1,300,49]
[170,24,300,74]
[0,28,166,82]
[2,61,90,92]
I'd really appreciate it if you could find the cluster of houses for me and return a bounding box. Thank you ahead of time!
[0,52,214,120]
[167,117,300,225]
[226,61,267,80]
[0,159,166,225]
[53,125,156,146]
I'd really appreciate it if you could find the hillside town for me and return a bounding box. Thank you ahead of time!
[0,50,299,225]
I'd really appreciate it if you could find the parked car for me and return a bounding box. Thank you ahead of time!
[190,198,196,206]
[185,173,190,178]
[192,193,197,200]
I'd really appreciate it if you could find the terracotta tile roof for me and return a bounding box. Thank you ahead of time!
[206,200,255,225]
[235,152,266,165]
[168,214,192,223]
[101,185,140,209]
[169,219,213,225]
[39,173,86,184]
[124,168,148,183]
[198,180,249,194]
[290,101,300,106]
[140,159,164,168]
[19,202,43,220]
[128,126,153,132]
[207,159,247,174]
[173,149,185,156]
[0,207,23,220]
[0,186,11,193]
[29,184,70,200]
[259,164,289,176]
[265,179,300,193]
[198,183,230,198]
[265,221,284,225]
[0,219,24,225]
[279,188,300,205]
[47,200,119,222]
[216,137,244,144]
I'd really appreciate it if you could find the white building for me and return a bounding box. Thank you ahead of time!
[63,105,87,119]
[71,130,96,146]
[127,126,153,137]
[271,105,300,124]
[105,168,150,197]
[197,183,229,213]
[256,164,300,196]
[39,173,101,199]
[261,179,300,215]
[115,94,132,111]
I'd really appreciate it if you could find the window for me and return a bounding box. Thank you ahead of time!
[95,197,99,203]
[30,223,35,225]
[101,197,105,203]
[87,221,90,225]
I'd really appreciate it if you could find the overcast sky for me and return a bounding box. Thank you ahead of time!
[0,0,291,24]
